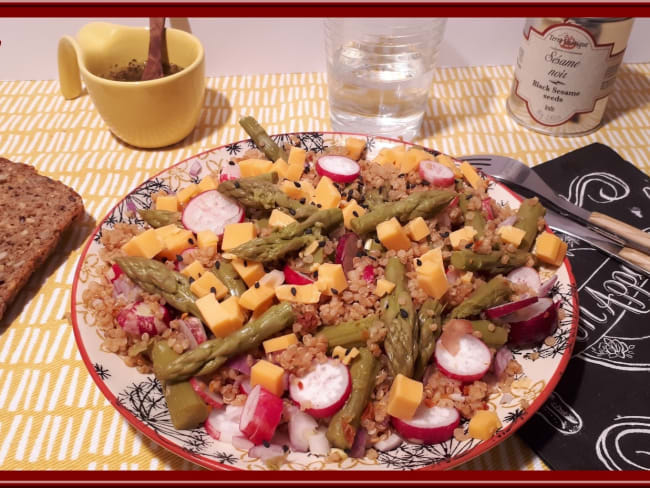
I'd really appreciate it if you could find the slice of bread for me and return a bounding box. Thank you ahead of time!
[0,158,84,320]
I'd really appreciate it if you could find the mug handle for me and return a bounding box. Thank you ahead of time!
[58,36,83,100]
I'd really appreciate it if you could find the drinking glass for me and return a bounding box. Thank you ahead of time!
[324,18,446,141]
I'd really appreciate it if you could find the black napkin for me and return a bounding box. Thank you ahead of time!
[516,143,650,470]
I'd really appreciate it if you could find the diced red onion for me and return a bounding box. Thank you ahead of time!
[348,428,368,458]
[336,232,360,276]
[226,354,252,376]
[308,429,330,456]
[374,432,403,452]
[189,160,203,178]
[126,198,137,213]
[288,410,318,452]
[248,443,286,461]
[492,346,513,379]
[220,161,241,182]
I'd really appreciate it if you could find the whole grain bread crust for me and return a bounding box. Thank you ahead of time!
[0,158,84,319]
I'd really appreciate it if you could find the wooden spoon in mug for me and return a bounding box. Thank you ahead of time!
[141,17,166,81]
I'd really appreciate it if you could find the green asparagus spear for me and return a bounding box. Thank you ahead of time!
[514,198,546,251]
[450,249,532,274]
[212,261,247,297]
[239,116,287,162]
[138,209,181,228]
[326,348,379,449]
[229,208,343,263]
[115,256,201,318]
[381,257,417,378]
[218,173,317,219]
[413,299,444,381]
[470,320,509,348]
[458,191,486,237]
[156,303,295,381]
[151,341,210,430]
[317,316,377,350]
[350,189,455,235]
[450,276,512,319]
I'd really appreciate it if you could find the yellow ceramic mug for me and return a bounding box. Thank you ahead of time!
[58,22,205,149]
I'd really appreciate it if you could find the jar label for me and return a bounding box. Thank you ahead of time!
[513,23,624,126]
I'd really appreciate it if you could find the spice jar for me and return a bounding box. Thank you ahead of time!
[506,18,634,137]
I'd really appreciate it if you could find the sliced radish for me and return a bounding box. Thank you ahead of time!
[111,274,137,298]
[485,296,539,319]
[108,263,124,283]
[374,432,404,451]
[259,270,285,288]
[288,410,318,452]
[419,160,455,187]
[506,266,541,294]
[492,346,514,379]
[283,265,314,285]
[205,405,244,443]
[181,189,244,236]
[362,265,375,282]
[503,297,558,347]
[289,360,351,418]
[481,199,495,220]
[116,301,170,336]
[308,428,331,456]
[190,377,224,409]
[316,155,360,183]
[239,384,283,445]
[176,316,207,349]
[335,232,359,276]
[239,378,252,395]
[220,161,241,182]
[538,274,558,297]
[391,405,460,444]
[435,333,491,382]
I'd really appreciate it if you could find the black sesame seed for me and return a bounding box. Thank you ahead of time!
[318,240,326,247]
[316,203,322,208]
[400,308,408,318]
[234,181,241,189]
[255,282,260,288]
[263,440,270,448]
[465,242,473,249]
[288,208,296,216]
[299,198,306,204]
[368,255,377,261]
[294,181,301,188]
[374,237,380,243]
[176,254,183,262]
[291,287,297,296]
[421,180,431,186]
[243,260,248,267]
[210,286,216,294]
[331,288,338,295]
[189,277,195,284]
[416,259,422,266]
[305,228,313,235]
[282,445,289,453]
[378,187,384,194]
[398,173,405,178]
[440,231,450,238]
[19,216,25,223]
[228,160,235,166]
[385,302,389,309]
[356,251,364,257]
[313,270,318,278]
[214,261,221,269]
[466,194,472,200]
[352,210,359,217]
[188,238,194,245]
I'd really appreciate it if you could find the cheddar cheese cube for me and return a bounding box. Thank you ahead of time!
[281,179,314,201]
[196,295,245,337]
[231,258,266,287]
[250,360,285,397]
[460,161,483,190]
[449,226,477,250]
[315,263,348,296]
[377,217,411,251]
[155,195,178,212]
[374,278,396,297]
[238,158,274,178]
[405,217,430,242]
[154,224,181,241]
[269,209,297,228]
[275,284,321,303]
[312,176,341,209]
[416,260,449,300]
[468,410,502,441]
[239,284,276,312]
[190,271,228,299]
[345,137,366,160]
[287,146,307,167]
[497,225,527,247]
[286,160,304,181]
[196,230,219,249]
[221,222,257,251]
[436,154,462,177]
[375,148,396,167]
[251,297,275,318]
[332,345,347,360]
[403,148,431,173]
[417,247,444,268]
[263,333,298,354]
[158,229,195,260]
[273,158,290,179]
[197,175,217,193]
[551,240,568,267]
[534,231,562,265]
[121,229,165,259]
[177,184,199,206]
[180,260,205,281]
[342,199,366,229]
[386,374,423,420]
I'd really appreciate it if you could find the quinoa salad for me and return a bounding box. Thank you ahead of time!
[81,118,569,467]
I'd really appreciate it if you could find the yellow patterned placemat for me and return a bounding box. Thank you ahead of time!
[1,64,648,472]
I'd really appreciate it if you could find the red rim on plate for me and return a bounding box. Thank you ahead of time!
[70,132,579,471]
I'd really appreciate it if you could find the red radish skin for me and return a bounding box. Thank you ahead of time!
[289,360,351,418]
[503,297,558,347]
[205,405,244,443]
[220,161,241,182]
[176,316,207,349]
[239,378,252,395]
[336,233,359,276]
[419,160,455,187]
[435,334,491,382]
[109,263,123,283]
[316,155,360,183]
[239,385,283,445]
[116,301,170,336]
[190,377,224,409]
[485,296,539,319]
[283,265,314,285]
[181,189,244,236]
[362,265,375,283]
[391,405,460,444]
